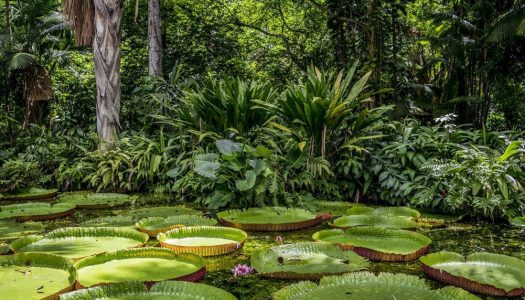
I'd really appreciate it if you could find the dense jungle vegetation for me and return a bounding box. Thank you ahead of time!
[2,0,525,222]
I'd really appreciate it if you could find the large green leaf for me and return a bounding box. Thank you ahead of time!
[216,139,242,156]
[59,193,137,209]
[251,242,368,279]
[113,206,202,219]
[0,253,76,300]
[136,215,217,237]
[158,226,247,257]
[273,272,480,300]
[0,202,75,221]
[81,216,137,228]
[218,207,321,231]
[59,280,237,300]
[346,206,421,219]
[11,227,149,260]
[1,187,58,201]
[312,227,431,261]
[74,248,205,287]
[0,221,44,240]
[330,215,418,229]
[420,251,525,296]
[235,170,257,191]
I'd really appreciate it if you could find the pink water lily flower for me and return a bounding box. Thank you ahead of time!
[232,264,254,277]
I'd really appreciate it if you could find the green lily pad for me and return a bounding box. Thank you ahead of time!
[329,215,418,229]
[114,206,202,219]
[59,193,137,209]
[251,242,368,280]
[0,253,76,300]
[11,227,149,260]
[311,201,361,216]
[274,272,480,300]
[346,206,421,219]
[158,226,247,257]
[75,248,205,288]
[0,221,44,240]
[0,202,75,221]
[136,215,217,237]
[218,207,321,231]
[81,216,137,228]
[312,227,431,261]
[420,251,525,297]
[1,188,58,201]
[58,281,237,300]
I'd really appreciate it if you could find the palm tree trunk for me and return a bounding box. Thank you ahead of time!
[148,0,163,76]
[93,0,123,151]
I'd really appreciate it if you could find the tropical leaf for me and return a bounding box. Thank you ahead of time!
[273,272,480,300]
[59,281,237,300]
[11,227,149,260]
[312,227,431,261]
[235,170,257,191]
[1,187,58,201]
[420,251,525,297]
[59,192,137,209]
[251,242,368,280]
[218,207,321,231]
[158,226,247,256]
[346,206,421,219]
[330,215,419,230]
[74,248,205,287]
[216,139,243,156]
[136,215,217,237]
[0,253,76,300]
[0,202,75,221]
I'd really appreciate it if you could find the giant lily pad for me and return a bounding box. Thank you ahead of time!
[74,248,206,288]
[251,242,368,280]
[11,227,149,260]
[0,221,44,240]
[0,253,76,300]
[158,226,247,257]
[312,227,431,261]
[59,193,136,209]
[59,281,237,300]
[81,216,136,228]
[136,215,217,237]
[329,215,418,230]
[114,206,202,219]
[218,207,322,231]
[420,251,525,297]
[0,203,75,222]
[273,272,480,300]
[346,206,421,219]
[311,201,360,216]
[1,188,58,202]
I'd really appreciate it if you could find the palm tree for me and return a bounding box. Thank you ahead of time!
[63,0,123,152]
[487,5,525,42]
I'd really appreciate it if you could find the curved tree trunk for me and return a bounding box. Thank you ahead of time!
[93,0,123,152]
[148,0,163,76]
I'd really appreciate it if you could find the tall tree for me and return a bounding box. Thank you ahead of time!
[148,0,163,76]
[63,0,123,151]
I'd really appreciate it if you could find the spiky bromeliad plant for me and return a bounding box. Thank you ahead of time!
[253,63,389,158]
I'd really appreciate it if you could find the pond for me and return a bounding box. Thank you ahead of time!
[2,194,524,300]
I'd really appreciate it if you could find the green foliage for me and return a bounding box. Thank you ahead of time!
[416,142,525,220]
[176,139,288,209]
[0,159,44,193]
